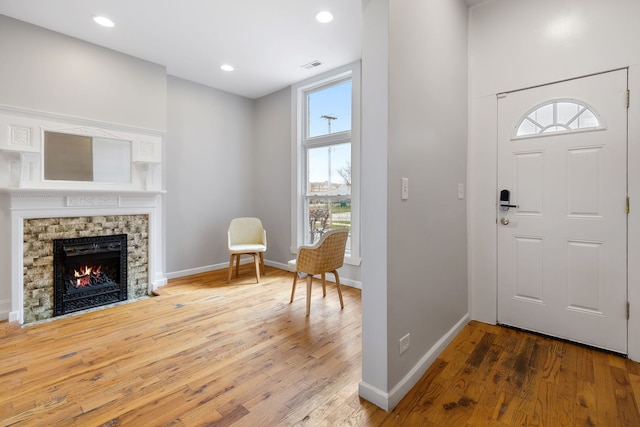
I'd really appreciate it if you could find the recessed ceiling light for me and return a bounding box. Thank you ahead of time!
[316,11,333,23]
[92,15,115,28]
[220,64,234,72]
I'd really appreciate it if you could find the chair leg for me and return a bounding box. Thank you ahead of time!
[290,272,298,303]
[321,272,327,297]
[253,253,261,283]
[227,254,235,282]
[306,274,313,316]
[333,270,344,309]
[259,252,265,275]
[235,254,241,277]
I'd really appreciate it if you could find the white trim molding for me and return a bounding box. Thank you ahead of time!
[166,260,363,289]
[358,314,469,411]
[290,61,362,265]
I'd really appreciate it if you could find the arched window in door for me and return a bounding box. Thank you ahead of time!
[514,99,602,138]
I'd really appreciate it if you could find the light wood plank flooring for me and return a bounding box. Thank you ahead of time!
[1,266,640,426]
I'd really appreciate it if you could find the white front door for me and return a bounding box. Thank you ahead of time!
[497,69,628,353]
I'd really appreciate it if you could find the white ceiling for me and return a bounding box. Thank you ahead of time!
[0,0,363,99]
[0,1,485,99]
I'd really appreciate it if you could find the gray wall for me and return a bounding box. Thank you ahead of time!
[387,0,468,386]
[361,0,390,396]
[253,87,293,265]
[360,0,468,409]
[165,76,255,274]
[0,15,166,131]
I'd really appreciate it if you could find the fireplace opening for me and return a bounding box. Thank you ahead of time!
[53,234,128,316]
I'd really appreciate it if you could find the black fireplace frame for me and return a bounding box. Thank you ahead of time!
[53,234,128,316]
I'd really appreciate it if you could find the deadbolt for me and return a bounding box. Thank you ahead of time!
[500,217,510,225]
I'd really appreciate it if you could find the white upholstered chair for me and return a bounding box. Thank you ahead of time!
[227,217,267,283]
[288,228,348,316]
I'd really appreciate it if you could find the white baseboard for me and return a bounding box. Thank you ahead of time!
[267,260,362,289]
[359,313,470,411]
[265,260,289,271]
[339,276,362,289]
[165,264,222,280]
[0,298,9,321]
[167,256,274,280]
[166,259,362,289]
[358,381,392,411]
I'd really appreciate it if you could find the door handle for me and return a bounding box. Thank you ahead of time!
[499,189,518,211]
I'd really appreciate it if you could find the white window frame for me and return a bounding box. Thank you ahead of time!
[513,98,604,139]
[291,61,361,265]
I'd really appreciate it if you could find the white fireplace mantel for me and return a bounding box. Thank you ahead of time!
[0,106,166,324]
[0,104,163,192]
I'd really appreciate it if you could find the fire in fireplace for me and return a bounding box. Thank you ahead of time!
[53,234,128,316]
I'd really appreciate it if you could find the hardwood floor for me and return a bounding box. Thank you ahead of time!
[1,267,639,426]
[387,321,640,427]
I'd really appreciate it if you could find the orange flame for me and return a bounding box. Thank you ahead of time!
[72,265,103,287]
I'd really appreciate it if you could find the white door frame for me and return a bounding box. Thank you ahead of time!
[468,65,640,362]
[496,70,628,353]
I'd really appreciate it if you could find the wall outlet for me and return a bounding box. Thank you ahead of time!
[400,333,410,355]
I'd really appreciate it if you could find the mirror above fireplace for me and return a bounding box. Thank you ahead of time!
[0,106,163,191]
[44,131,132,183]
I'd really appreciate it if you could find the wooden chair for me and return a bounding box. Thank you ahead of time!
[227,217,267,283]
[287,228,348,315]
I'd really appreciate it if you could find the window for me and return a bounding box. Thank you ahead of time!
[292,62,361,264]
[514,99,602,138]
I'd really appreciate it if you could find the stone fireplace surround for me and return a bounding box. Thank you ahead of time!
[0,106,166,324]
[26,215,144,323]
[2,191,166,324]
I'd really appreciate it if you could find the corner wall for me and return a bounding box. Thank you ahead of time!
[360,0,469,410]
[253,88,293,265]
[387,0,469,397]
[360,0,391,406]
[165,76,255,276]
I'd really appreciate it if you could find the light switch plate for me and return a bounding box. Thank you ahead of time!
[401,178,409,200]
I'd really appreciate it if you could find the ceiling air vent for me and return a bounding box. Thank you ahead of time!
[301,60,322,70]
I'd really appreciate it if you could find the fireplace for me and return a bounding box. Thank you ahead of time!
[53,234,128,316]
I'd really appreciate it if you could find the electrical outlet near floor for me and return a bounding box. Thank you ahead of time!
[399,333,410,355]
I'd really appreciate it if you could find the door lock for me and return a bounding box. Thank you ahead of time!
[500,189,518,211]
[500,217,510,225]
